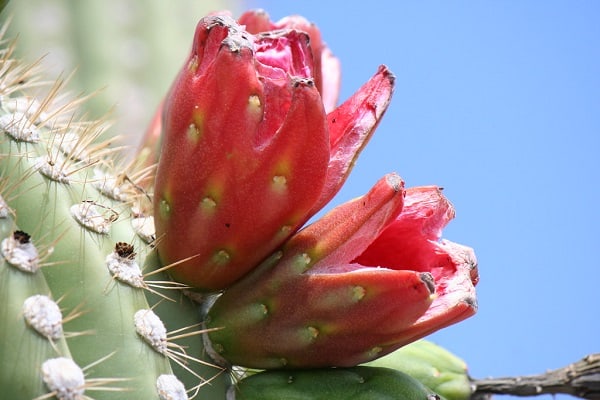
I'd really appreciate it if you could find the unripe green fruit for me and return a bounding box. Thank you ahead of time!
[234,366,442,400]
[365,340,472,400]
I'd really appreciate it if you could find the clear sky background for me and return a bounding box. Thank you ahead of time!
[244,1,599,397]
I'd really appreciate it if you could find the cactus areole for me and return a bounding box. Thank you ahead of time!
[154,14,395,291]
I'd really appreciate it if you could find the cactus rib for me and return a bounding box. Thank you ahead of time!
[0,33,226,400]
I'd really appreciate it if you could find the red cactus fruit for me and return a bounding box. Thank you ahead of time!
[137,9,341,168]
[154,14,394,291]
[205,174,478,369]
[238,9,341,112]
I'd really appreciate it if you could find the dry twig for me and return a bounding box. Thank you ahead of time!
[471,353,600,399]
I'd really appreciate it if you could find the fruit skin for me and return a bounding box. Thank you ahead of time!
[154,14,394,291]
[205,176,478,369]
[234,366,441,400]
[138,8,341,176]
[365,340,473,400]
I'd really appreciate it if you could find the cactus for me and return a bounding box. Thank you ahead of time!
[365,340,473,400]
[232,366,441,400]
[4,0,232,146]
[0,6,481,400]
[0,37,227,399]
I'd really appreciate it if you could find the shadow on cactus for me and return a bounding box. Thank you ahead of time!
[1,7,478,400]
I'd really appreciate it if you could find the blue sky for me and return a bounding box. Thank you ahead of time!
[243,1,599,397]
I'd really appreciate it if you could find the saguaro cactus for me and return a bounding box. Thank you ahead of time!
[4,0,232,144]
[0,7,481,400]
[0,37,227,399]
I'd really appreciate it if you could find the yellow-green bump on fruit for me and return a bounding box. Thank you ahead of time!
[200,196,217,213]
[159,197,172,220]
[187,122,202,144]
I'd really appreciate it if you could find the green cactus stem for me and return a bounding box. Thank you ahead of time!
[365,340,473,400]
[4,0,234,148]
[0,35,226,399]
[0,222,72,399]
[233,366,441,400]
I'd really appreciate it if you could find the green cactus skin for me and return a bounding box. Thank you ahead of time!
[364,340,472,400]
[4,0,233,148]
[0,42,226,399]
[0,219,72,399]
[142,249,229,398]
[234,366,441,400]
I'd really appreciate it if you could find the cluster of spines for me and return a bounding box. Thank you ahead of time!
[0,36,226,400]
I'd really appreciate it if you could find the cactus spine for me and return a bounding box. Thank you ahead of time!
[4,0,231,144]
[0,36,226,399]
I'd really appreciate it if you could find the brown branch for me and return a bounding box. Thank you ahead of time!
[471,354,600,399]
